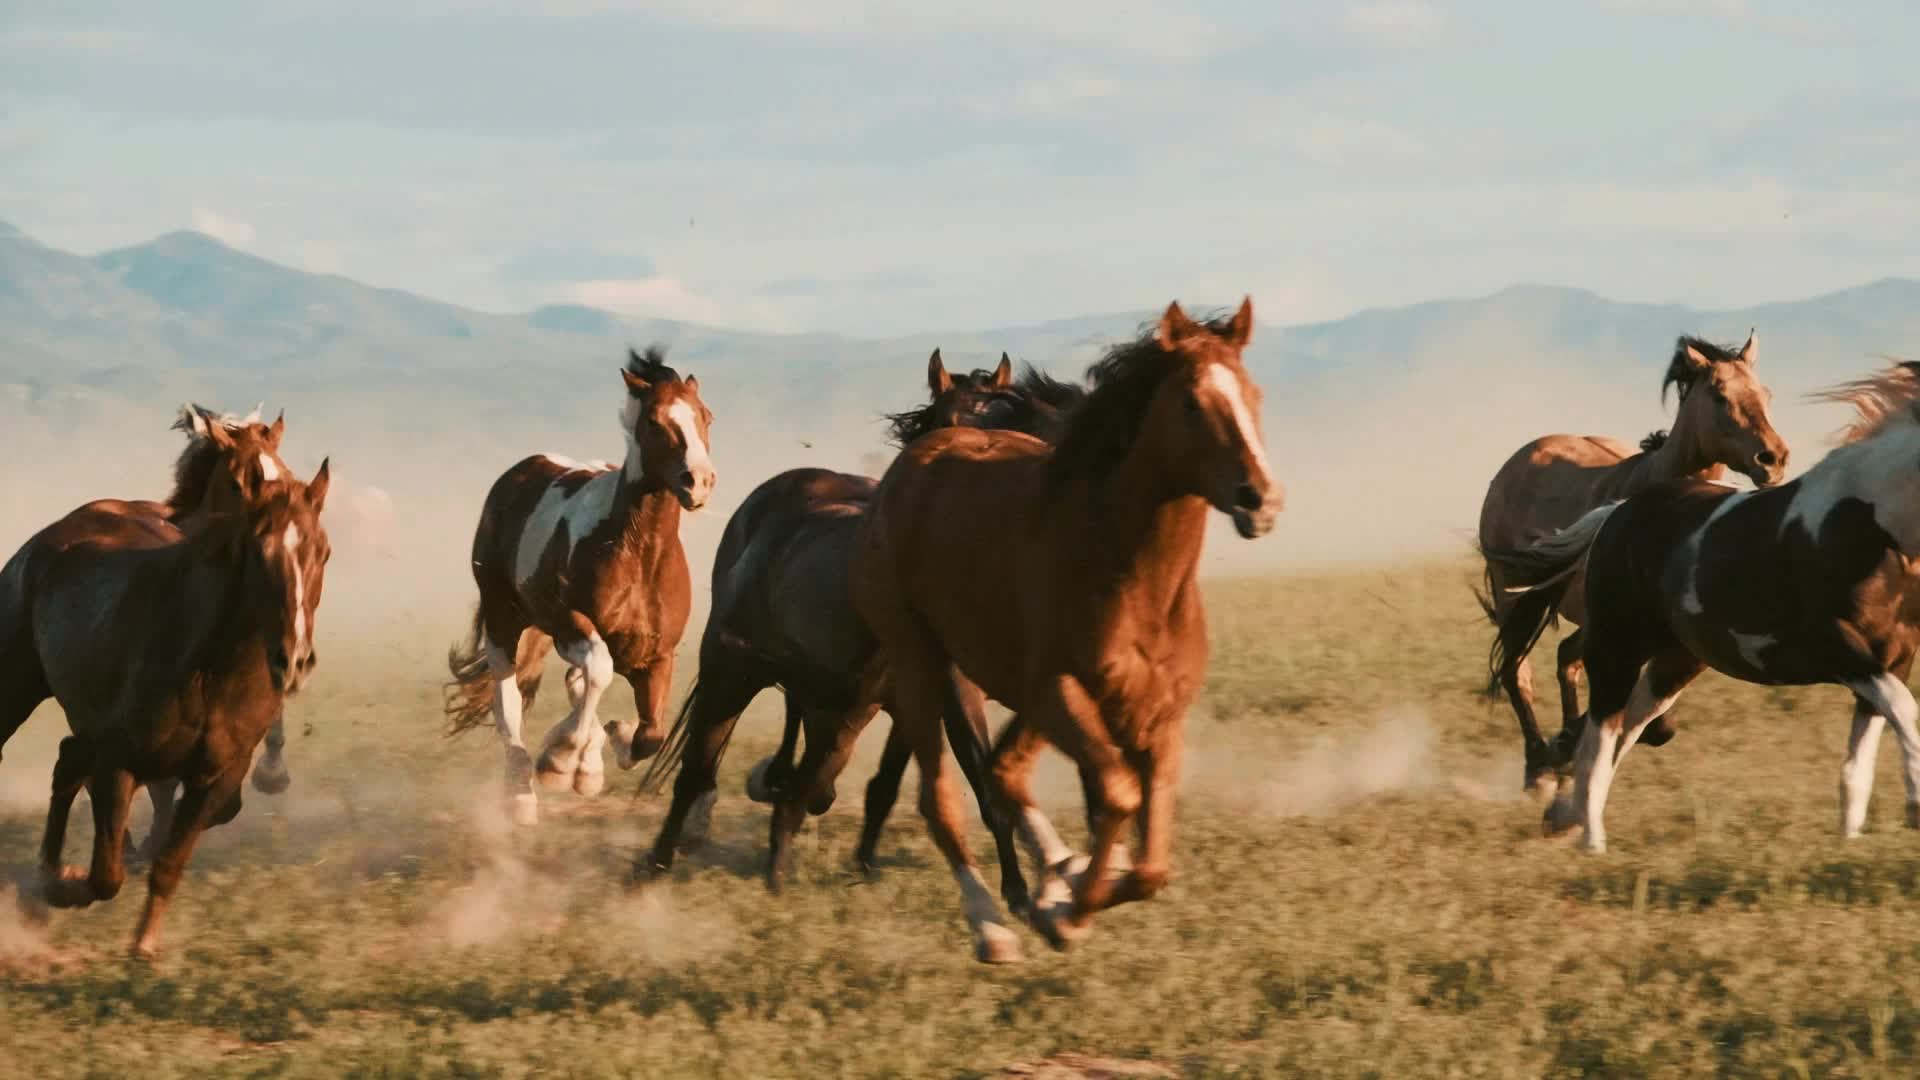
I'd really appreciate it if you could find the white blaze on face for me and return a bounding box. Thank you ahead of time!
[283,523,308,660]
[667,400,711,476]
[258,454,280,482]
[513,458,620,588]
[1203,363,1271,483]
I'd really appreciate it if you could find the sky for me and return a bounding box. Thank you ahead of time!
[3,0,1918,337]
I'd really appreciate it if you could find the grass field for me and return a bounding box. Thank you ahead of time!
[4,558,1920,1077]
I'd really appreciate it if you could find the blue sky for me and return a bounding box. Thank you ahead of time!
[3,1,1917,335]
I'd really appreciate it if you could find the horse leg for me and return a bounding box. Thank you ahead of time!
[535,623,615,796]
[485,628,541,826]
[748,693,805,807]
[642,663,763,875]
[1094,732,1184,911]
[855,721,912,876]
[767,703,875,893]
[1551,648,1699,852]
[1498,643,1555,798]
[944,675,1038,918]
[1840,699,1887,838]
[615,655,677,770]
[989,714,1076,936]
[1845,665,1920,832]
[131,770,244,959]
[37,735,92,901]
[136,781,179,863]
[250,707,292,794]
[47,756,134,910]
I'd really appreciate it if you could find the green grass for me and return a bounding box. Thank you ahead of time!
[5,559,1920,1077]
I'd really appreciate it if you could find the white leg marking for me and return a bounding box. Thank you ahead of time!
[1018,806,1078,911]
[1846,672,1920,828]
[536,633,615,794]
[486,639,538,826]
[1571,669,1685,853]
[1204,363,1272,487]
[1841,704,1886,838]
[954,864,1022,963]
[564,666,586,709]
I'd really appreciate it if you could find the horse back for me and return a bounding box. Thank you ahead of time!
[1479,434,1637,552]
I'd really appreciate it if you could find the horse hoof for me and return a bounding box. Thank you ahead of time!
[130,940,160,963]
[251,761,292,795]
[628,728,668,763]
[41,869,94,909]
[509,793,540,827]
[1028,902,1089,952]
[1541,794,1579,838]
[975,923,1024,965]
[745,758,777,804]
[807,783,837,817]
[681,790,717,848]
[572,769,606,798]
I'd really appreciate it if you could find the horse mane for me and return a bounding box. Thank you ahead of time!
[1016,363,1088,413]
[1810,360,1920,446]
[625,344,680,384]
[882,367,1002,448]
[1046,312,1237,483]
[1662,335,1742,404]
[881,363,1091,449]
[1639,429,1669,453]
[166,404,258,514]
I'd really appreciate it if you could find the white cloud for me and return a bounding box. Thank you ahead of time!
[190,207,256,249]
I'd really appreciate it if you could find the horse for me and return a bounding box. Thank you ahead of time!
[445,346,715,826]
[1487,361,1920,852]
[1476,332,1788,794]
[637,349,1088,904]
[0,403,302,861]
[0,463,330,957]
[850,299,1279,962]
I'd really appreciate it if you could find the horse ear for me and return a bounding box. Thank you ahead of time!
[927,349,953,395]
[267,410,286,446]
[684,373,700,395]
[621,368,651,396]
[1156,302,1203,350]
[1682,344,1713,373]
[1739,328,1758,365]
[307,458,331,513]
[1225,296,1255,349]
[991,353,1013,389]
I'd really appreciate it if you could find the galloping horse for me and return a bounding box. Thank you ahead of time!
[1488,362,1920,852]
[639,350,1086,903]
[446,347,715,825]
[0,404,303,858]
[1477,333,1788,793]
[0,462,331,957]
[852,300,1279,962]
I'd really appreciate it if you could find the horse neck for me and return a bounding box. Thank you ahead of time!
[1637,396,1727,485]
[167,518,276,675]
[1068,438,1209,615]
[612,461,684,556]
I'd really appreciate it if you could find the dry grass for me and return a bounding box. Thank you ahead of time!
[4,558,1920,1077]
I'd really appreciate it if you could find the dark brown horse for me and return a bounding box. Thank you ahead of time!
[1477,333,1788,793]
[638,350,1087,904]
[446,347,715,825]
[0,404,302,859]
[851,300,1279,962]
[0,463,331,957]
[1489,362,1920,852]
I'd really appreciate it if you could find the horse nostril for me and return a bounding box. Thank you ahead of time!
[1756,450,1778,467]
[1233,483,1265,511]
[677,469,695,489]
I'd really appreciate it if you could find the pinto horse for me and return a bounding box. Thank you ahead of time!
[1477,333,1788,793]
[446,347,715,825]
[852,300,1279,962]
[1489,361,1920,852]
[639,350,1086,901]
[0,464,330,957]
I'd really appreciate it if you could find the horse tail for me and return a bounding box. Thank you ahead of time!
[443,608,547,736]
[1470,556,1503,698]
[1484,502,1621,685]
[638,676,707,796]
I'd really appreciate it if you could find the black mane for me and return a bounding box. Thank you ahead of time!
[1663,335,1742,404]
[1639,429,1669,453]
[626,344,680,384]
[882,363,1089,449]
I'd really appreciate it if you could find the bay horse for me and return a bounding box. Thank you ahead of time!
[0,404,302,859]
[0,463,330,957]
[1477,333,1788,794]
[851,300,1279,962]
[638,349,1087,904]
[1488,361,1920,852]
[445,347,715,826]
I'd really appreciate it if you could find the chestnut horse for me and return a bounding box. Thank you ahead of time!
[0,404,302,859]
[0,464,330,957]
[445,347,715,825]
[1477,333,1788,793]
[852,300,1279,962]
[1488,362,1920,851]
[638,350,1085,903]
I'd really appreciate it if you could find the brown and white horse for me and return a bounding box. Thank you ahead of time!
[446,347,715,825]
[1477,333,1788,793]
[1490,361,1920,851]
[852,300,1279,961]
[0,463,330,957]
[638,350,1085,905]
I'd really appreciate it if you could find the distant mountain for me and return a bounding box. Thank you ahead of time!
[4,218,1918,573]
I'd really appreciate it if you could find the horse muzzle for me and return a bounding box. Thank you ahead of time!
[675,468,716,511]
[1227,480,1282,539]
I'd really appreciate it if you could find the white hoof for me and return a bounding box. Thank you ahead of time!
[745,757,777,804]
[974,922,1024,964]
[573,767,607,798]
[682,789,717,848]
[510,793,540,827]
